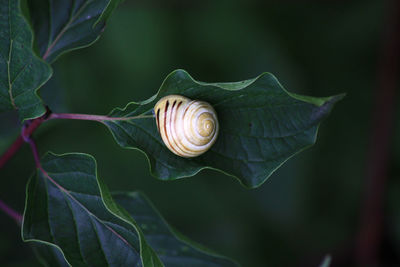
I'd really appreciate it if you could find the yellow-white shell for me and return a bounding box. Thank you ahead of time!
[154,95,219,157]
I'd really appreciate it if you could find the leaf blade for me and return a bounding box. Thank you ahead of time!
[31,242,69,267]
[22,152,160,267]
[23,152,238,266]
[113,192,239,267]
[28,0,122,63]
[96,0,125,25]
[104,69,343,188]
[0,0,52,121]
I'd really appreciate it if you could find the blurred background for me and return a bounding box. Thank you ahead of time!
[0,0,399,266]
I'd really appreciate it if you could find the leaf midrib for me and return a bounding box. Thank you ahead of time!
[110,112,315,162]
[7,1,16,109]
[43,0,94,60]
[107,120,190,171]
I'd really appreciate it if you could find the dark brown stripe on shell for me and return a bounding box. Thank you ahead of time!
[170,99,184,156]
[156,109,160,132]
[163,100,180,155]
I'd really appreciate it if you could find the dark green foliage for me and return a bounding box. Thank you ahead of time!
[23,152,158,266]
[0,0,51,121]
[0,0,349,266]
[32,243,69,267]
[114,192,238,267]
[105,70,343,188]
[23,153,238,266]
[28,0,121,63]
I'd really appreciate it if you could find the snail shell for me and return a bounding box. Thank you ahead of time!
[154,95,219,158]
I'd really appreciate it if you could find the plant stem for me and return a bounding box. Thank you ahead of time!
[26,137,41,169]
[0,108,154,226]
[0,109,154,169]
[0,136,24,169]
[0,113,47,169]
[49,112,154,122]
[0,199,22,225]
[26,137,61,197]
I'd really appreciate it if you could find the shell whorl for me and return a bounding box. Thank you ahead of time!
[154,95,219,158]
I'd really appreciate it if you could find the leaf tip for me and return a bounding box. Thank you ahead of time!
[328,92,346,103]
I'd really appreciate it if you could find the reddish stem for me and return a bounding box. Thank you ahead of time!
[48,112,154,122]
[49,113,111,122]
[0,114,47,168]
[0,110,153,169]
[0,199,22,225]
[26,137,41,169]
[0,136,24,169]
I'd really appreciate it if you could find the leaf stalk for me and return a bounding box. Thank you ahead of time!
[48,113,154,122]
[0,199,22,225]
[0,110,48,168]
[0,109,154,169]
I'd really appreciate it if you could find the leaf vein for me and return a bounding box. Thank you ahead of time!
[64,193,88,265]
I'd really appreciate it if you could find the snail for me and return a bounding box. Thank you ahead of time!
[154,95,219,158]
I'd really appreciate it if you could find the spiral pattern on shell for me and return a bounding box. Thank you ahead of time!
[154,95,219,158]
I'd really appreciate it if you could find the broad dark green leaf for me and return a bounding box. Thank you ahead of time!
[22,152,237,267]
[96,0,125,24]
[32,243,69,267]
[0,0,52,121]
[114,192,238,267]
[23,152,162,267]
[104,70,344,188]
[28,0,122,63]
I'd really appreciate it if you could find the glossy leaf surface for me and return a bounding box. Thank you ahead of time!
[28,0,122,63]
[105,70,343,188]
[114,192,238,267]
[32,242,69,267]
[0,0,52,120]
[23,152,161,267]
[23,152,237,267]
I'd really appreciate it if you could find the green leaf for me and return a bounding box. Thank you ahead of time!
[28,0,122,63]
[104,70,344,188]
[96,0,125,24]
[22,152,236,266]
[22,152,162,267]
[0,0,52,121]
[32,243,69,267]
[114,192,238,267]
